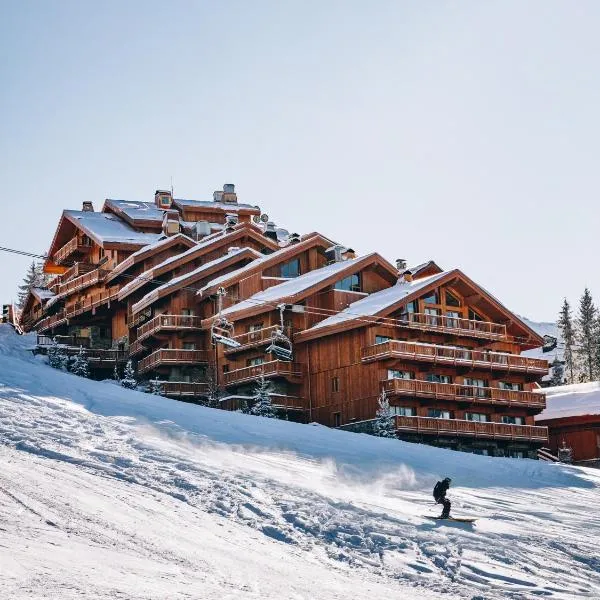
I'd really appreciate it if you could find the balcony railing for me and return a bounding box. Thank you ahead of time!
[54,237,93,265]
[137,314,203,342]
[383,378,546,408]
[392,415,548,441]
[137,348,209,374]
[55,268,108,297]
[362,341,548,374]
[128,339,147,357]
[219,394,305,411]
[223,360,303,386]
[224,325,291,354]
[395,312,507,340]
[161,381,210,397]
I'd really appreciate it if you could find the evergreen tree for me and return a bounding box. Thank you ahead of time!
[373,389,396,438]
[113,364,121,382]
[550,357,565,387]
[148,378,163,395]
[17,261,44,308]
[70,346,90,378]
[250,374,276,418]
[121,360,137,389]
[47,339,62,369]
[576,288,598,382]
[205,367,221,409]
[558,298,576,383]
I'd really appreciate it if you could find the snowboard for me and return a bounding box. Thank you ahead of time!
[424,516,477,523]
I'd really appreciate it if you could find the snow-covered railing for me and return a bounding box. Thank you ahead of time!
[137,314,203,342]
[224,325,291,354]
[128,339,147,357]
[137,349,210,374]
[394,312,507,340]
[393,415,548,441]
[161,381,210,397]
[383,378,546,408]
[55,267,107,297]
[362,341,548,374]
[53,236,93,265]
[223,360,303,386]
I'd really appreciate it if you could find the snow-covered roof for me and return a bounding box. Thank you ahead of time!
[31,287,55,302]
[65,210,162,246]
[308,271,449,331]
[172,198,260,212]
[535,381,600,421]
[220,255,374,318]
[132,248,261,314]
[104,200,165,223]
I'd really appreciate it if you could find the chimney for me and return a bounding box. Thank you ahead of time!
[82,201,94,212]
[213,190,224,203]
[396,258,407,271]
[342,247,356,260]
[287,233,301,245]
[155,189,173,209]
[264,221,278,241]
[221,183,237,204]
[325,245,346,263]
[162,209,180,236]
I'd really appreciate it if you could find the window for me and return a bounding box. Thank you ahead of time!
[446,311,460,328]
[99,247,105,260]
[426,373,452,384]
[334,273,361,292]
[390,406,415,416]
[425,307,440,326]
[333,412,341,427]
[331,376,340,392]
[499,382,522,391]
[248,323,264,332]
[247,357,264,367]
[468,309,483,321]
[501,416,525,425]
[446,291,461,307]
[428,409,452,419]
[182,308,194,316]
[406,301,418,313]
[465,412,489,422]
[463,378,487,397]
[248,322,264,341]
[388,369,414,380]
[223,364,229,374]
[375,335,392,345]
[281,259,301,278]
[182,342,196,350]
[422,291,439,304]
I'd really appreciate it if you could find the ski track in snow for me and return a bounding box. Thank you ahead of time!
[0,328,599,599]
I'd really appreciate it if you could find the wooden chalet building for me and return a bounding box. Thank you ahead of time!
[20,183,550,458]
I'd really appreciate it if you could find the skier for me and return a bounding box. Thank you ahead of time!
[433,477,452,519]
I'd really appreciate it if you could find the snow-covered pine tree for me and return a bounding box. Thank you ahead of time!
[113,364,121,382]
[70,346,90,378]
[47,339,62,369]
[250,374,276,418]
[576,288,598,382]
[148,378,163,395]
[558,298,576,384]
[373,389,396,438]
[550,357,565,387]
[121,360,137,389]
[17,261,43,308]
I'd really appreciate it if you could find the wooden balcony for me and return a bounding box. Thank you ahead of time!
[56,268,108,297]
[161,381,210,397]
[220,394,305,411]
[396,312,507,341]
[383,378,546,408]
[362,341,548,375]
[137,314,203,342]
[85,348,128,367]
[128,339,147,357]
[224,325,291,355]
[137,348,209,374]
[54,237,93,265]
[223,360,303,387]
[392,415,548,442]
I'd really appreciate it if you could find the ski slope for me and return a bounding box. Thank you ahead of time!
[0,326,598,599]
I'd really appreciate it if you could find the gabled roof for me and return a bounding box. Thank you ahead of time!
[118,224,277,301]
[197,233,335,298]
[216,253,397,322]
[401,260,443,279]
[31,287,55,302]
[103,199,165,227]
[297,269,544,348]
[131,248,262,315]
[105,233,197,283]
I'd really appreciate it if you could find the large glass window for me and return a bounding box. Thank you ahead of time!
[426,373,452,384]
[465,412,489,422]
[446,311,460,328]
[375,335,392,345]
[388,369,414,380]
[390,406,415,416]
[334,273,361,292]
[463,377,487,397]
[445,291,461,307]
[406,301,418,313]
[247,357,264,367]
[281,259,301,278]
[499,382,523,391]
[425,307,440,325]
[468,309,483,321]
[422,291,439,304]
[428,409,452,419]
[501,415,525,425]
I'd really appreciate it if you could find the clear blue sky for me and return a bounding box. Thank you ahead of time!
[1,1,598,321]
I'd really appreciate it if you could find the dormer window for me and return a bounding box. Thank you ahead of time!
[281,258,300,278]
[334,273,361,292]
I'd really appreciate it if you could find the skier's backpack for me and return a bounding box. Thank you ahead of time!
[433,481,443,501]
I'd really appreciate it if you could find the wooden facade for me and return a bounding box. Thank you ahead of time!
[19,184,550,457]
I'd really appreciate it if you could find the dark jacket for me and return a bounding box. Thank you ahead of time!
[433,480,450,502]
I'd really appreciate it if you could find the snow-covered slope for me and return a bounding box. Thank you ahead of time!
[0,326,599,599]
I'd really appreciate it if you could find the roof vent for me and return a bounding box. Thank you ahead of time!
[287,233,301,245]
[225,213,238,227]
[264,221,278,241]
[213,190,224,203]
[325,245,346,263]
[82,201,94,212]
[162,209,179,236]
[194,220,211,240]
[342,247,356,260]
[396,259,407,271]
[155,189,173,209]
